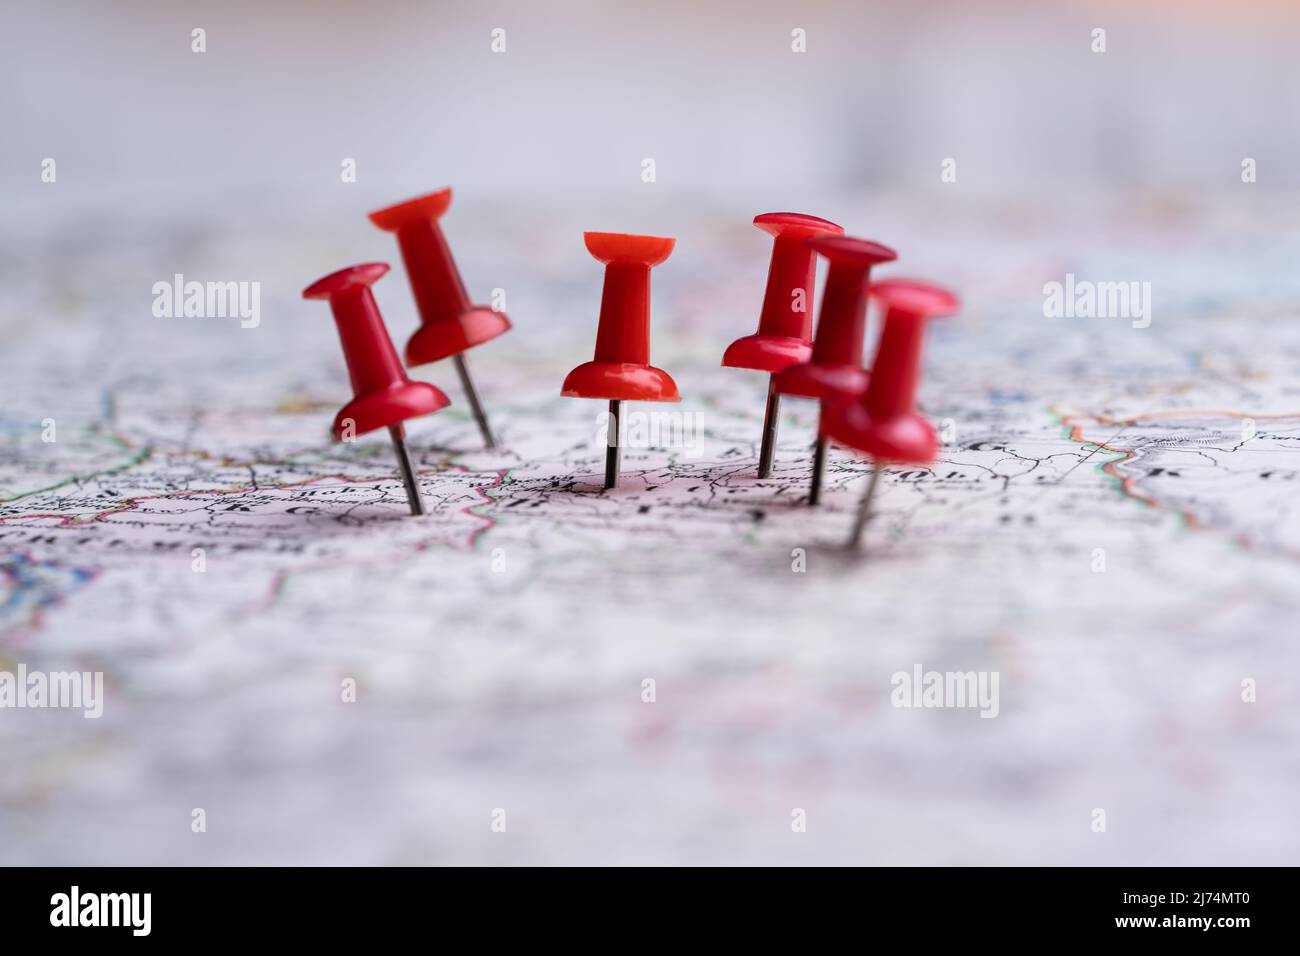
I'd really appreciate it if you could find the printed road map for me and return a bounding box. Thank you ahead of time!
[2,190,1298,864]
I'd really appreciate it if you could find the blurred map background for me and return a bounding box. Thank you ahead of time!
[1,0,1298,864]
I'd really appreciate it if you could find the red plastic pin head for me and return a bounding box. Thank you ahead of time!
[561,232,680,402]
[721,212,844,373]
[302,262,449,441]
[775,235,897,400]
[368,187,512,367]
[821,278,958,463]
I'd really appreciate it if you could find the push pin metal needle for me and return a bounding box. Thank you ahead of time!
[847,462,883,547]
[387,424,424,515]
[562,232,680,490]
[605,400,623,490]
[775,236,897,505]
[821,278,959,548]
[452,353,493,447]
[722,212,843,479]
[303,262,450,516]
[369,188,511,449]
[759,376,780,477]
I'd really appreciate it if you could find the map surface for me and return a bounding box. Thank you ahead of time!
[2,191,1297,864]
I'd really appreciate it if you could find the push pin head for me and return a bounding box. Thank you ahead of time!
[775,236,897,401]
[564,232,678,490]
[304,262,449,516]
[722,212,844,373]
[303,263,450,440]
[823,278,957,547]
[723,212,844,479]
[369,187,512,367]
[371,187,508,448]
[821,278,958,463]
[561,232,680,402]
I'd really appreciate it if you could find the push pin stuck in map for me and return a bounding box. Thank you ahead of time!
[821,278,958,548]
[303,262,450,516]
[722,212,844,479]
[562,232,680,490]
[775,235,897,505]
[369,188,511,450]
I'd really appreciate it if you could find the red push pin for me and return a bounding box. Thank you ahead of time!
[369,188,510,449]
[722,212,844,479]
[303,262,450,516]
[774,235,897,505]
[562,232,680,489]
[821,278,959,547]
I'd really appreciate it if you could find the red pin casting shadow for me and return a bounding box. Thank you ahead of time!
[303,262,450,516]
[562,232,680,489]
[370,188,511,449]
[821,278,959,547]
[722,212,844,479]
[775,235,897,505]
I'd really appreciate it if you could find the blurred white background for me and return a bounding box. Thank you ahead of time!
[3,0,1298,221]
